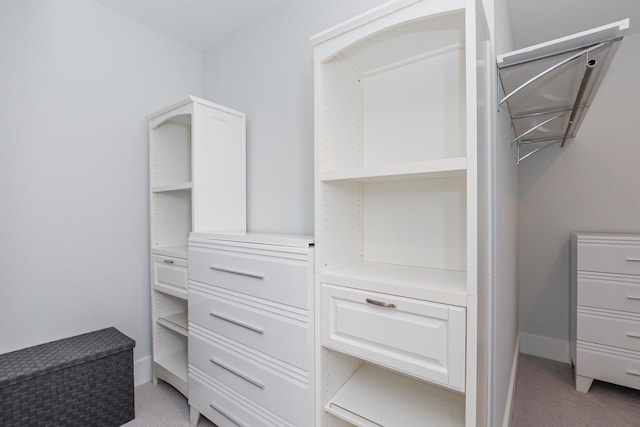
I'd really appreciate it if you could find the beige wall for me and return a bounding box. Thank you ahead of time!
[518,32,640,361]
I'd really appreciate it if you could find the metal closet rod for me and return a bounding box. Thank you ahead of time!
[560,58,598,147]
[516,56,596,163]
[513,57,597,150]
[499,41,609,106]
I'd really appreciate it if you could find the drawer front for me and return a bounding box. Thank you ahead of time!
[189,372,288,427]
[578,313,640,352]
[189,332,311,427]
[152,255,188,298]
[578,242,640,275]
[189,288,310,369]
[578,274,640,313]
[189,246,308,309]
[321,284,466,391]
[576,347,640,391]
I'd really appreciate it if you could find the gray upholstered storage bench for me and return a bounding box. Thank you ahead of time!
[0,327,135,427]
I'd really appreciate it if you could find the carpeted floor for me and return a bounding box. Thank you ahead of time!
[127,356,640,427]
[511,353,640,426]
[123,381,215,427]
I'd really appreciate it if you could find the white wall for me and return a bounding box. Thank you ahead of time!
[201,0,388,236]
[0,0,201,384]
[518,32,640,362]
[492,0,519,425]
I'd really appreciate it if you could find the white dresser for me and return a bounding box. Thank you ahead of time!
[187,233,314,427]
[571,232,640,392]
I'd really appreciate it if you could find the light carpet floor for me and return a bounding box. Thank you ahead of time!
[126,355,640,426]
[123,381,216,427]
[511,353,640,426]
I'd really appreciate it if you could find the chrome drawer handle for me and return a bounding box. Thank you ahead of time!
[625,370,640,377]
[163,259,174,264]
[210,358,265,389]
[209,312,264,334]
[627,332,640,339]
[626,257,640,262]
[366,298,397,309]
[209,403,246,427]
[209,265,264,280]
[627,295,640,300]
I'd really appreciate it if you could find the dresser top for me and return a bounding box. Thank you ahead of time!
[190,232,314,248]
[572,232,640,242]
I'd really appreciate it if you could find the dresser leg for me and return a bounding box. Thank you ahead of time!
[190,407,201,426]
[576,374,593,392]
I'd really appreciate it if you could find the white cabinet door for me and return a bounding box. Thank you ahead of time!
[321,284,466,391]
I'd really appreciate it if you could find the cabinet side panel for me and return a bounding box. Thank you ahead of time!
[320,59,363,171]
[319,181,364,272]
[570,234,578,365]
[192,105,246,233]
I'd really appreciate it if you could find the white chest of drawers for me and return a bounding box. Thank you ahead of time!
[571,232,640,392]
[187,233,314,427]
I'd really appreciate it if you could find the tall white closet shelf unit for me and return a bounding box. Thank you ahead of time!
[312,0,491,426]
[147,96,246,397]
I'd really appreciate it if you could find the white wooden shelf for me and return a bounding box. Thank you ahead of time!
[325,363,464,427]
[158,311,188,336]
[153,245,188,260]
[320,158,466,183]
[320,261,467,307]
[152,182,193,193]
[154,283,188,300]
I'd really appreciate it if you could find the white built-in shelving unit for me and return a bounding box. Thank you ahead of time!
[312,0,491,425]
[147,96,246,397]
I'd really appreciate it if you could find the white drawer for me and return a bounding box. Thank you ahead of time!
[576,346,640,391]
[189,331,312,427]
[189,246,308,309]
[578,274,640,313]
[152,255,187,298]
[189,369,294,427]
[188,286,310,370]
[321,284,466,391]
[578,242,640,275]
[578,313,640,352]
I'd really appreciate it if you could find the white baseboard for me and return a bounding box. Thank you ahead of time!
[134,355,153,387]
[502,336,520,427]
[519,332,570,363]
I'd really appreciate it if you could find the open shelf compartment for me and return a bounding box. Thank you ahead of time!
[325,363,464,427]
[318,175,467,303]
[317,10,466,174]
[152,189,192,257]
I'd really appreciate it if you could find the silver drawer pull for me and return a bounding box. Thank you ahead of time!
[210,358,265,389]
[366,298,397,309]
[626,257,640,262]
[209,265,264,280]
[209,403,246,427]
[625,370,640,377]
[627,295,640,300]
[209,312,264,334]
[627,332,640,338]
[163,259,174,264]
